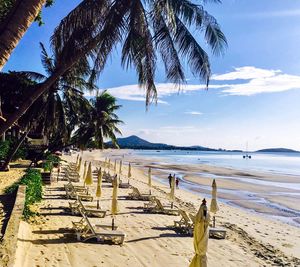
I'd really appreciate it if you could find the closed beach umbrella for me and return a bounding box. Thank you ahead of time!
[77,157,82,173]
[189,199,210,267]
[111,175,119,229]
[148,167,152,194]
[96,168,102,198]
[119,160,123,175]
[128,163,132,178]
[170,176,176,206]
[210,179,219,227]
[85,162,93,185]
[210,179,219,213]
[96,168,102,209]
[114,159,117,174]
[82,160,87,181]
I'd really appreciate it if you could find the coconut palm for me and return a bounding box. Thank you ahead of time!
[0,0,54,70]
[0,0,227,136]
[22,42,94,143]
[73,91,123,149]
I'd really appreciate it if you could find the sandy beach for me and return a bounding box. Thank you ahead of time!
[11,150,300,266]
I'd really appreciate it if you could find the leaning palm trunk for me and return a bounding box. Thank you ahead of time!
[0,129,29,171]
[0,32,107,137]
[0,0,46,70]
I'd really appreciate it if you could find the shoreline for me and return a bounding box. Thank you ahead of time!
[100,149,300,227]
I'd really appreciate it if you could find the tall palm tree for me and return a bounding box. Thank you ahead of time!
[0,0,227,136]
[23,43,93,144]
[0,0,46,70]
[73,91,123,149]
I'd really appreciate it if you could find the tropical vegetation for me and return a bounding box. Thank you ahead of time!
[0,0,227,138]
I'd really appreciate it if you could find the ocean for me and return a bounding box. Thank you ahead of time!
[126,150,300,226]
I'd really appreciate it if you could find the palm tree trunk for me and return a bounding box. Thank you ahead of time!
[0,33,103,137]
[0,67,64,136]
[0,0,46,70]
[0,129,29,171]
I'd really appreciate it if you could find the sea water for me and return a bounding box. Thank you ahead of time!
[128,150,300,225]
[132,150,300,176]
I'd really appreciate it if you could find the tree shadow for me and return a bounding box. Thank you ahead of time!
[0,191,17,237]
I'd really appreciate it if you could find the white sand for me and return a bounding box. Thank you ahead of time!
[14,150,300,266]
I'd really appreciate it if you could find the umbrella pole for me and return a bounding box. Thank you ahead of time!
[213,215,216,228]
[97,199,99,209]
[112,217,115,230]
[171,202,174,209]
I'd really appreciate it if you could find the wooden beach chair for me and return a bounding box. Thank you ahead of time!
[65,184,93,202]
[174,209,194,234]
[69,199,106,218]
[143,197,179,215]
[127,187,151,201]
[73,209,125,244]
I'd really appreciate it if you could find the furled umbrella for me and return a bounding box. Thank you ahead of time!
[111,175,119,230]
[114,159,117,175]
[189,199,210,267]
[104,157,107,171]
[85,162,93,186]
[148,167,152,195]
[128,163,132,184]
[119,160,123,176]
[210,179,219,228]
[76,157,82,173]
[96,168,102,209]
[82,160,87,184]
[108,159,111,174]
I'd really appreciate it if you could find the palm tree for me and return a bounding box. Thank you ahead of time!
[73,91,123,149]
[0,0,227,136]
[23,43,93,144]
[0,0,55,70]
[0,0,46,70]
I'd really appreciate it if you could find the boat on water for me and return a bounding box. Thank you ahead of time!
[243,142,252,159]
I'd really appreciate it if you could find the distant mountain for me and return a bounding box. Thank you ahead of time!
[108,135,171,149]
[106,135,237,151]
[256,148,300,153]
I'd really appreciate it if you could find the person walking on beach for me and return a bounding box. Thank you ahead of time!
[168,174,172,188]
[176,177,179,189]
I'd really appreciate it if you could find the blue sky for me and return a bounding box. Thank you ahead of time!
[4,0,300,150]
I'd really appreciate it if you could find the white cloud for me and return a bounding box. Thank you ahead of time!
[184,111,203,115]
[212,66,280,81]
[85,66,300,100]
[214,66,300,96]
[245,9,300,19]
[103,83,206,103]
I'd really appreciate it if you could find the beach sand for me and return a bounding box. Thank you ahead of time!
[14,150,300,266]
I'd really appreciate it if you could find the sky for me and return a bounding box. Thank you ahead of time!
[4,0,300,150]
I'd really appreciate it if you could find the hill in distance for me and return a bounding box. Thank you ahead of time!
[106,135,239,151]
[256,148,300,153]
[106,135,300,153]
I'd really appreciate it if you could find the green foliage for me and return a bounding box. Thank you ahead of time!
[0,140,10,160]
[5,169,43,219]
[0,138,27,161]
[42,153,61,171]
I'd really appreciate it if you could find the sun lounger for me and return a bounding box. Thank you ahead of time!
[69,199,106,218]
[73,209,125,244]
[143,197,179,215]
[174,209,194,234]
[127,187,151,201]
[65,184,93,202]
[209,227,227,239]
